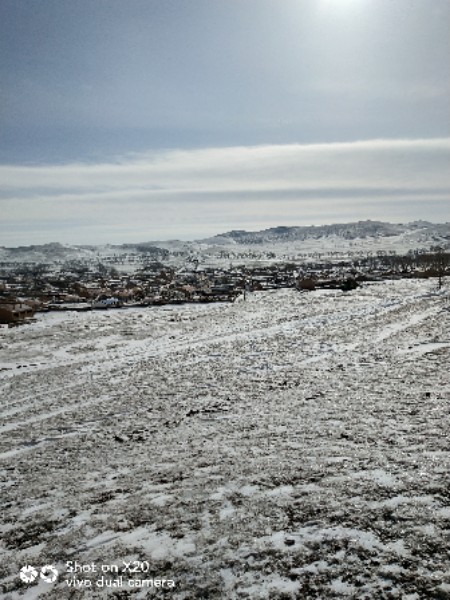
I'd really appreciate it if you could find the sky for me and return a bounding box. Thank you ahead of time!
[1,0,449,245]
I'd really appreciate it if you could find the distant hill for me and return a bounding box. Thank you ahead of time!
[1,220,449,268]
[201,220,450,245]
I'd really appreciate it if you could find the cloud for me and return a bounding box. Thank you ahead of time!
[1,138,449,244]
[1,138,449,194]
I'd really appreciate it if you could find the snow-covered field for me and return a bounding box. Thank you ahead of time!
[1,279,450,599]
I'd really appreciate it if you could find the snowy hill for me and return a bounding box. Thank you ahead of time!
[202,220,450,245]
[1,220,449,269]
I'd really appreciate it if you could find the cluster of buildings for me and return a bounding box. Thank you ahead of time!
[0,262,252,325]
[0,257,330,325]
[1,248,448,326]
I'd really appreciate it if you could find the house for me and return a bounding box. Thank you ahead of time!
[0,302,35,324]
[92,296,122,309]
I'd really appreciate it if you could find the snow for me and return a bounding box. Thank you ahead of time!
[1,221,449,272]
[1,278,449,598]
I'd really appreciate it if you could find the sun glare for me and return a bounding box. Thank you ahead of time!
[317,0,362,12]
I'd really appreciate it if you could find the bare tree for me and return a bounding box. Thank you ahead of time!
[428,246,450,289]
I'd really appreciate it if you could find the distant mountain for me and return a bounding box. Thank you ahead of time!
[201,220,450,245]
[1,221,449,268]
[0,242,98,264]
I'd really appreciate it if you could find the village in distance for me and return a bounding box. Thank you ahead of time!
[1,220,449,327]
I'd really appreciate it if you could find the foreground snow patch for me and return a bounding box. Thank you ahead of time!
[1,280,449,598]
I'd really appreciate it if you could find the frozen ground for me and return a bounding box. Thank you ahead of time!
[1,279,450,599]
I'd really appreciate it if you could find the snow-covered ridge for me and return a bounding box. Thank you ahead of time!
[1,220,449,268]
[201,219,450,246]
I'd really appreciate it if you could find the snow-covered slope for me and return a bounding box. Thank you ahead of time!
[1,221,449,270]
[1,279,449,598]
[201,220,450,246]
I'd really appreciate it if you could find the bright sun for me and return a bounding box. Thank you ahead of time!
[316,0,365,17]
[319,0,360,9]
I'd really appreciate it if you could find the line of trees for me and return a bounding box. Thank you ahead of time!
[368,246,449,288]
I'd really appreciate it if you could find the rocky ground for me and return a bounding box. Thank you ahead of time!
[1,279,450,599]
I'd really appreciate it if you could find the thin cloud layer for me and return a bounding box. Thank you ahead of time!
[1,138,449,244]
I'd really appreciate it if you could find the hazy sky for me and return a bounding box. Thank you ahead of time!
[1,0,449,245]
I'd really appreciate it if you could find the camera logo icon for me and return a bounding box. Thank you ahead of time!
[40,565,59,583]
[19,564,59,584]
[19,565,38,584]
